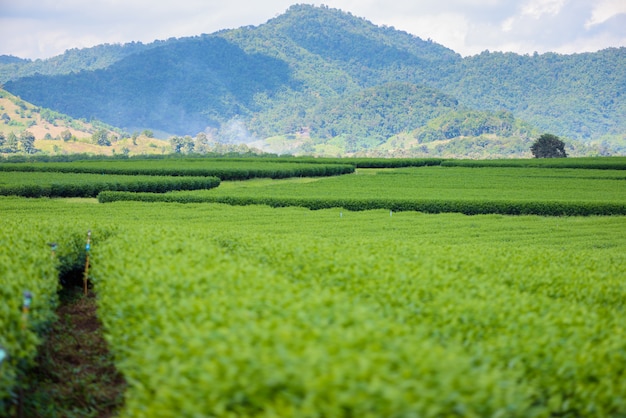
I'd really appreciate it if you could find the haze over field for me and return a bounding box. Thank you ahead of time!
[1,0,625,59]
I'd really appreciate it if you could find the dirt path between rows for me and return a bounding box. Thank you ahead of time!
[21,287,126,417]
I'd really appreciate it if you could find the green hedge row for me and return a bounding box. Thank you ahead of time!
[0,223,102,416]
[0,162,355,179]
[1,177,220,198]
[282,157,445,168]
[97,192,626,216]
[441,157,626,170]
[345,158,444,168]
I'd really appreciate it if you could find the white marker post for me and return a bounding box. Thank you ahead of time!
[21,291,32,329]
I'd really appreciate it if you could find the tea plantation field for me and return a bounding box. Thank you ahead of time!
[101,165,626,215]
[1,157,625,417]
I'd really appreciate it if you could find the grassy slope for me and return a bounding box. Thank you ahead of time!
[0,89,170,156]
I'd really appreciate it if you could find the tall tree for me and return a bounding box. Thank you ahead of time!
[169,136,184,153]
[6,131,18,152]
[194,132,210,154]
[530,133,567,158]
[92,129,111,146]
[19,130,36,154]
[61,129,72,142]
[181,135,195,154]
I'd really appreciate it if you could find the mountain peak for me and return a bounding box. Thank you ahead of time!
[268,3,458,62]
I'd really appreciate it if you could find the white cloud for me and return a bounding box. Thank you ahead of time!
[501,17,515,33]
[586,0,626,28]
[520,0,566,19]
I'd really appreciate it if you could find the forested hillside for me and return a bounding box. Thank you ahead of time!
[2,4,624,157]
[0,42,155,85]
[445,49,626,141]
[4,37,292,135]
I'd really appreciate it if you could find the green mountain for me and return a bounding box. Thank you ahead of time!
[0,43,155,85]
[2,4,624,157]
[446,49,626,141]
[4,36,292,135]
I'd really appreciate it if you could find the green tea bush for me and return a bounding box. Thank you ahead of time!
[0,159,355,179]
[3,160,626,416]
[79,206,626,417]
[0,224,55,414]
[0,172,220,198]
[99,165,625,216]
[0,219,101,415]
[441,156,626,169]
[91,227,535,417]
[339,157,444,168]
[98,192,626,216]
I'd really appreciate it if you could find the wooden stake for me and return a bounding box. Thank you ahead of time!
[84,230,91,295]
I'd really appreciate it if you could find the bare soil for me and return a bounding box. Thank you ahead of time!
[21,287,126,418]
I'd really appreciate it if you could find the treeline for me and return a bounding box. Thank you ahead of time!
[413,110,537,143]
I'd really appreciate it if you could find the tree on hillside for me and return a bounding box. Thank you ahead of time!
[170,135,194,154]
[92,129,111,146]
[19,130,36,154]
[181,135,195,154]
[61,129,72,142]
[5,131,18,152]
[0,132,5,147]
[530,134,567,158]
[169,136,184,153]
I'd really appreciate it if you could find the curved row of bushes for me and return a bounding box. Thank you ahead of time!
[0,177,220,198]
[97,192,626,216]
[0,162,355,179]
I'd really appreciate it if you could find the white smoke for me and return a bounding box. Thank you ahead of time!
[217,118,258,145]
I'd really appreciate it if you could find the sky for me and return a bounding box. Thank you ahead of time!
[0,0,625,60]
